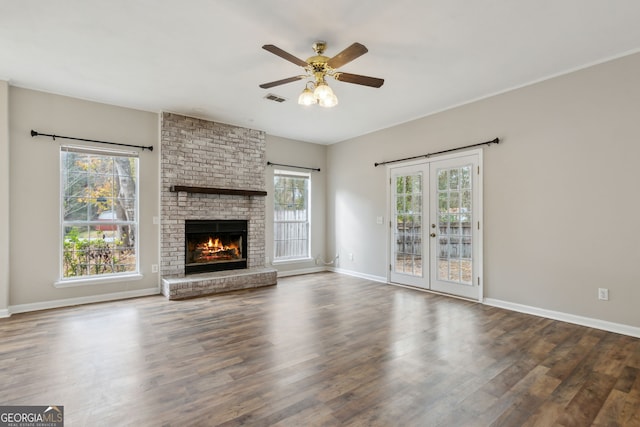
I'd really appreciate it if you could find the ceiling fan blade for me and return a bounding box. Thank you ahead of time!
[334,72,384,88]
[262,45,308,68]
[259,75,305,89]
[326,43,368,69]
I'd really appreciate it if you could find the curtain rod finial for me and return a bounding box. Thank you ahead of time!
[30,130,38,137]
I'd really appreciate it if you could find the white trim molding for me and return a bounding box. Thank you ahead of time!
[329,267,387,284]
[277,266,328,278]
[8,287,161,316]
[484,298,640,339]
[0,81,9,318]
[54,273,144,288]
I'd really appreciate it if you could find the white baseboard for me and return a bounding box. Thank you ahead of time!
[328,267,387,284]
[8,287,161,316]
[276,266,328,277]
[484,298,640,339]
[0,308,10,318]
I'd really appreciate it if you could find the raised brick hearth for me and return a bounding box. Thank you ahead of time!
[160,113,276,299]
[162,267,277,299]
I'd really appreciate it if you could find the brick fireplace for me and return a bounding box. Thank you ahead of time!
[160,113,276,299]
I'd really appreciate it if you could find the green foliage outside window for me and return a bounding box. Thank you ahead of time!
[63,227,132,277]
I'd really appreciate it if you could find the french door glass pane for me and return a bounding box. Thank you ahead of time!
[394,173,422,277]
[436,165,473,285]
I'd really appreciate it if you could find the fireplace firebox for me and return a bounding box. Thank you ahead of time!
[185,220,248,275]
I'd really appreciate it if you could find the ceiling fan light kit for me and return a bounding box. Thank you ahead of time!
[296,80,338,108]
[260,41,384,108]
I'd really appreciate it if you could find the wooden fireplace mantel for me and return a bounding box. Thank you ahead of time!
[170,185,267,197]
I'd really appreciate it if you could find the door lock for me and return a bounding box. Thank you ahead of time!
[430,233,436,238]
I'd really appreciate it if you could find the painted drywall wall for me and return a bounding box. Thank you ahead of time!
[0,81,9,314]
[327,52,640,328]
[265,135,327,274]
[8,87,160,306]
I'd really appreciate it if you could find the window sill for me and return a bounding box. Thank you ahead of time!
[54,273,144,288]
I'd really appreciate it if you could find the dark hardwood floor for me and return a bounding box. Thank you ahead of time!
[1,272,639,426]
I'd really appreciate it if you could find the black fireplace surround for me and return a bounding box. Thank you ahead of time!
[185,220,248,275]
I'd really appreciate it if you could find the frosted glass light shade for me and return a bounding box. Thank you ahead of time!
[319,93,338,108]
[298,88,316,106]
[313,82,334,100]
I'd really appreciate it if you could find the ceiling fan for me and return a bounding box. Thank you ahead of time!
[259,41,384,108]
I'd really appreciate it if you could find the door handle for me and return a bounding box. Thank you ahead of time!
[430,233,436,238]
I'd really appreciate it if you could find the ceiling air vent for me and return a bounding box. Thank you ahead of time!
[264,93,287,103]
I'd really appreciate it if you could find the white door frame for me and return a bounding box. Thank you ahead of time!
[386,149,483,301]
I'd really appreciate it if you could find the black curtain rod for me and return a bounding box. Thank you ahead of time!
[267,161,320,172]
[374,137,500,167]
[31,130,154,151]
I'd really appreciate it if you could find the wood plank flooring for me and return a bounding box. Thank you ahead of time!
[1,272,639,426]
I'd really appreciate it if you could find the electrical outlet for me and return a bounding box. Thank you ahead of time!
[152,264,159,273]
[349,253,354,261]
[598,288,609,301]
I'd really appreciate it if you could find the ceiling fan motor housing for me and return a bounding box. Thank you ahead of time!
[307,41,332,82]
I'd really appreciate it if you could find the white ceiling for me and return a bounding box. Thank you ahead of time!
[1,1,640,145]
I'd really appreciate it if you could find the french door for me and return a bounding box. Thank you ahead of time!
[389,152,482,300]
[389,164,426,287]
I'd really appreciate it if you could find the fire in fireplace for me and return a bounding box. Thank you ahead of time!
[185,220,248,274]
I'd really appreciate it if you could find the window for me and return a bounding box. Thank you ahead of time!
[60,145,139,280]
[273,170,310,261]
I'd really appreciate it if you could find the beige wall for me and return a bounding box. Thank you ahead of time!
[0,81,9,315]
[265,135,327,274]
[8,87,160,307]
[328,52,640,328]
